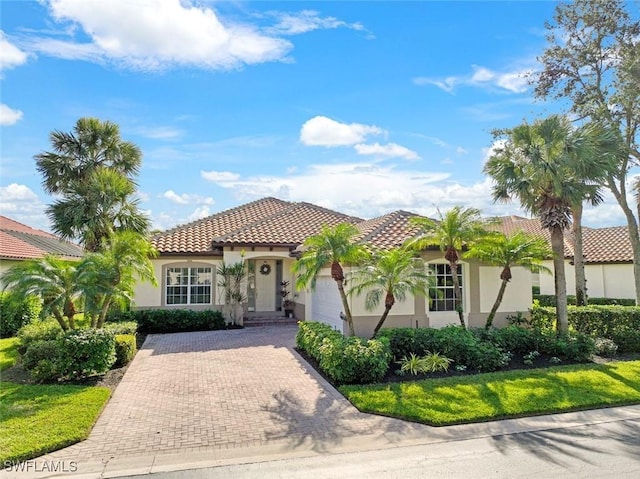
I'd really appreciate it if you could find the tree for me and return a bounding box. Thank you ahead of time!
[406,206,487,329]
[0,255,80,331]
[464,231,552,329]
[292,223,368,336]
[484,115,601,332]
[348,247,433,339]
[78,231,157,328]
[35,118,150,251]
[217,261,247,325]
[534,0,640,303]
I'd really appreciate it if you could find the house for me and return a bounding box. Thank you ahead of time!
[496,216,635,300]
[0,215,84,284]
[135,198,535,336]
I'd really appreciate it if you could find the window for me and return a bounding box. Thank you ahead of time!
[165,266,212,305]
[428,263,463,312]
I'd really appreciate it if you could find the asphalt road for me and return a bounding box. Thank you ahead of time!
[125,417,640,479]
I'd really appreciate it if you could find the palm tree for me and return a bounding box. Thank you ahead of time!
[217,261,247,324]
[464,231,552,329]
[484,115,603,332]
[35,118,149,251]
[78,231,157,328]
[406,206,488,329]
[348,247,433,338]
[568,123,620,306]
[292,223,368,336]
[0,255,80,331]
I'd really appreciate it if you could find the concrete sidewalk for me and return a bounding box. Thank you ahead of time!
[2,325,639,479]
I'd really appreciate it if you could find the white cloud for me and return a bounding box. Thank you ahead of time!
[266,10,365,36]
[200,170,241,183]
[162,190,214,206]
[300,116,384,147]
[29,0,292,71]
[0,183,49,229]
[414,64,532,94]
[187,205,211,221]
[134,126,183,140]
[482,139,507,163]
[0,104,24,126]
[0,32,28,71]
[354,142,420,160]
[456,146,468,155]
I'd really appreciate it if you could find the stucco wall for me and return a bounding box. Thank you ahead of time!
[479,266,532,314]
[539,260,634,299]
[0,259,21,288]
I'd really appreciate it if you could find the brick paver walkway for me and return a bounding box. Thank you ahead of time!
[45,326,427,463]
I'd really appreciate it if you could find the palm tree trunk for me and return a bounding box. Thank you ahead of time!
[550,226,569,332]
[97,297,112,328]
[486,279,508,330]
[53,310,69,332]
[371,305,393,339]
[449,260,466,329]
[572,203,587,306]
[335,279,355,336]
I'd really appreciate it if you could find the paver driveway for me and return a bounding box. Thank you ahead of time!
[45,325,427,464]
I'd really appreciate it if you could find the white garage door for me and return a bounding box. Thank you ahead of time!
[311,276,344,332]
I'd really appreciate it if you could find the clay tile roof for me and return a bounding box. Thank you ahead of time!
[582,226,632,263]
[355,210,423,250]
[0,215,84,260]
[151,197,361,253]
[492,215,575,258]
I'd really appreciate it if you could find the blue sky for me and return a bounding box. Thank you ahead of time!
[0,0,633,233]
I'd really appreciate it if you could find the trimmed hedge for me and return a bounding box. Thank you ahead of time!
[0,292,42,338]
[104,321,138,335]
[17,319,63,355]
[296,322,391,384]
[109,309,226,334]
[114,334,137,367]
[534,294,635,307]
[57,329,116,380]
[530,304,640,353]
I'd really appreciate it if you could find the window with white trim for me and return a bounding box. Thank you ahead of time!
[165,266,212,305]
[428,263,463,312]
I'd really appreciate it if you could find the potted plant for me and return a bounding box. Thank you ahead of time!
[280,281,296,318]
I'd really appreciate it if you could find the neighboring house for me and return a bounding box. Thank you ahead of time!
[136,198,534,336]
[496,216,634,300]
[0,215,84,285]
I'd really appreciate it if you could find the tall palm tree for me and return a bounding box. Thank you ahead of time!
[78,231,157,328]
[0,256,80,331]
[348,247,433,339]
[406,206,487,329]
[464,231,552,329]
[35,118,149,251]
[293,223,368,336]
[484,115,602,332]
[568,123,620,306]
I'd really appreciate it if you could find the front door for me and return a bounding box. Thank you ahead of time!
[255,260,277,311]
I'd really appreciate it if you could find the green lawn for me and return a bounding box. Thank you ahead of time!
[0,382,111,463]
[340,360,640,426]
[0,337,20,371]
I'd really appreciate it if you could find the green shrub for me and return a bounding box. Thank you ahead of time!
[533,294,635,307]
[594,337,618,358]
[57,329,116,380]
[114,334,137,367]
[103,321,138,335]
[487,326,536,354]
[529,303,557,332]
[0,292,42,338]
[397,352,453,375]
[296,321,341,362]
[108,309,226,334]
[319,335,390,384]
[531,304,640,353]
[17,319,63,355]
[297,322,390,384]
[21,340,62,382]
[535,330,595,363]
